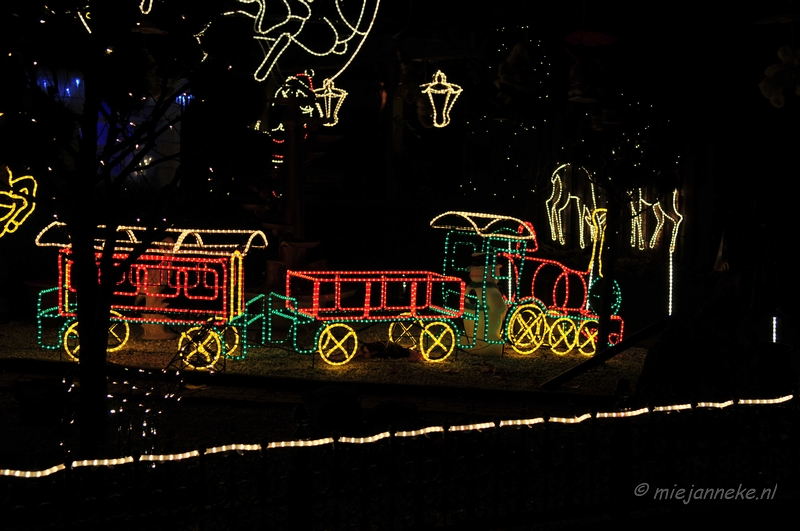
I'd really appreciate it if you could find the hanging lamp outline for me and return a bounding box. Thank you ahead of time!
[314,78,347,126]
[419,70,463,128]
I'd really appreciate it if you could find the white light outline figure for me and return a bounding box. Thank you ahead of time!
[419,70,463,128]
[545,164,600,249]
[233,0,381,83]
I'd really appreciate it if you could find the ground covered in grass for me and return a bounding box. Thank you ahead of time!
[2,319,646,396]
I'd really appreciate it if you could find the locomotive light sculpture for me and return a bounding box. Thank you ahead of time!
[35,209,623,369]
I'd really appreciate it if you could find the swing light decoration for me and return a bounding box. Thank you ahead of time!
[420,70,463,128]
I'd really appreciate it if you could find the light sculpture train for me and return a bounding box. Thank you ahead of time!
[35,210,623,369]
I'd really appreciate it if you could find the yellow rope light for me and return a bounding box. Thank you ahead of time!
[549,413,592,424]
[267,438,334,448]
[206,444,262,454]
[739,395,792,405]
[72,457,135,468]
[1,394,795,478]
[139,450,200,462]
[498,418,545,427]
[395,426,444,438]
[596,408,649,419]
[420,70,462,128]
[430,211,536,241]
[1,167,37,238]
[652,403,692,412]
[449,422,495,432]
[697,400,735,409]
[234,0,380,83]
[314,78,347,126]
[339,432,391,444]
[0,464,65,478]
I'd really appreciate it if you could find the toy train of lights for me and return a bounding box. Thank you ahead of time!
[35,210,623,369]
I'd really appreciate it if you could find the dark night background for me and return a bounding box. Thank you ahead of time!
[0,2,800,528]
[2,0,798,337]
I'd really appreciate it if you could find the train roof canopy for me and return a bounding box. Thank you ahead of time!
[430,211,537,242]
[35,222,268,257]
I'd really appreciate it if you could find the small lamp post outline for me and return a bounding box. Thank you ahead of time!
[314,78,348,126]
[420,70,463,128]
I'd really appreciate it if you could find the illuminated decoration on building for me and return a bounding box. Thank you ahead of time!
[419,70,463,128]
[545,164,599,249]
[313,78,347,126]
[233,0,380,83]
[35,222,268,370]
[139,0,153,15]
[0,167,37,239]
[431,210,623,357]
[2,392,793,478]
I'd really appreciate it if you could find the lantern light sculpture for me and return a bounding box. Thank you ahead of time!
[420,70,463,128]
[314,78,348,126]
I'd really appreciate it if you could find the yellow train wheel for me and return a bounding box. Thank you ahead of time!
[63,321,80,362]
[318,323,358,366]
[577,320,599,356]
[388,317,421,349]
[507,304,547,355]
[419,322,455,362]
[107,311,130,352]
[223,326,240,358]
[178,327,223,370]
[548,317,577,355]
[62,311,131,362]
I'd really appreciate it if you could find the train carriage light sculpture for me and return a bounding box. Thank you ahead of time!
[34,209,623,369]
[35,222,269,371]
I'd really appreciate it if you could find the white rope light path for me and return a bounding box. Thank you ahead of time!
[420,70,463,128]
[0,393,794,478]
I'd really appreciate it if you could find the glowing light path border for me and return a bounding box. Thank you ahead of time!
[1,393,792,478]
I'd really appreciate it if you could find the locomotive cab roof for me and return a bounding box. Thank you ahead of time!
[430,211,538,251]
